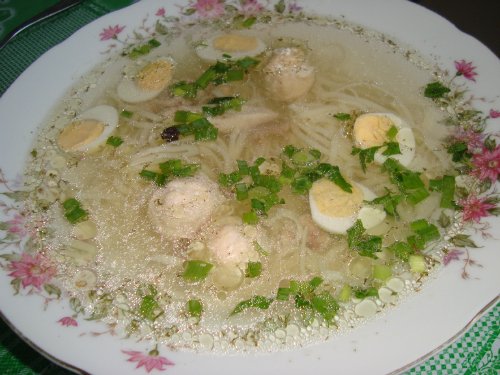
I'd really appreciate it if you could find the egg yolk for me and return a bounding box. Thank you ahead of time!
[310,178,363,217]
[353,114,393,148]
[213,34,258,52]
[136,60,173,91]
[57,120,105,152]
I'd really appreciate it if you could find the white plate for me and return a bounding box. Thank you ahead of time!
[0,1,499,374]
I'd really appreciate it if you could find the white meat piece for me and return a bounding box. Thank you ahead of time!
[148,174,224,239]
[207,225,258,266]
[210,105,278,133]
[263,47,315,102]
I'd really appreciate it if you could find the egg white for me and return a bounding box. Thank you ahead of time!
[195,33,266,62]
[117,57,174,103]
[309,180,386,234]
[354,112,416,167]
[58,105,118,153]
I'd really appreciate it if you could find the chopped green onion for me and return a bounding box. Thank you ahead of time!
[241,16,256,28]
[140,295,162,321]
[226,69,245,81]
[316,163,352,193]
[386,125,399,140]
[333,112,351,121]
[409,255,426,273]
[195,67,217,89]
[383,158,429,205]
[381,142,401,156]
[410,219,440,243]
[353,287,379,299]
[367,189,402,217]
[63,198,80,211]
[424,81,450,99]
[159,159,200,177]
[62,198,88,224]
[386,241,413,261]
[252,174,282,193]
[245,262,262,278]
[346,220,382,259]
[253,241,269,256]
[187,299,203,318]
[236,56,259,70]
[352,146,380,173]
[106,136,124,147]
[128,39,161,59]
[373,264,392,281]
[242,211,259,225]
[430,175,456,209]
[171,81,198,98]
[182,260,213,282]
[235,183,249,201]
[276,287,291,301]
[174,110,204,123]
[447,142,470,163]
[338,284,352,302]
[171,58,258,99]
[311,291,339,323]
[120,110,133,118]
[219,171,242,186]
[230,295,272,316]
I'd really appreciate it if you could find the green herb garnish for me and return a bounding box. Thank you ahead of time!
[62,198,88,224]
[245,262,262,278]
[351,146,380,173]
[333,112,352,121]
[382,158,429,205]
[106,136,124,147]
[446,141,470,163]
[353,287,379,299]
[140,295,162,321]
[120,110,133,118]
[187,299,203,318]
[128,38,161,59]
[386,125,399,140]
[139,159,200,186]
[182,260,213,282]
[429,175,456,208]
[230,295,273,316]
[346,220,382,259]
[202,96,245,117]
[366,188,403,217]
[171,57,259,99]
[424,81,451,99]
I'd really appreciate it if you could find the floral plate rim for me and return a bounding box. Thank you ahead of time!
[0,0,499,374]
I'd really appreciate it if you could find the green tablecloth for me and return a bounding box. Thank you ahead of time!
[0,1,499,373]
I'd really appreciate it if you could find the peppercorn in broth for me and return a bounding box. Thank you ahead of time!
[25,17,456,352]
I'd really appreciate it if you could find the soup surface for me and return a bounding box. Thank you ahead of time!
[23,13,460,352]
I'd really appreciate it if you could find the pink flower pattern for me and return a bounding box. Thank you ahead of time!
[443,249,464,265]
[156,7,166,17]
[490,109,500,119]
[99,25,125,41]
[5,213,28,237]
[452,129,484,153]
[288,2,303,12]
[58,317,78,327]
[123,350,174,373]
[471,146,500,182]
[7,253,56,290]
[454,60,478,82]
[192,0,225,18]
[241,0,264,15]
[459,195,496,222]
